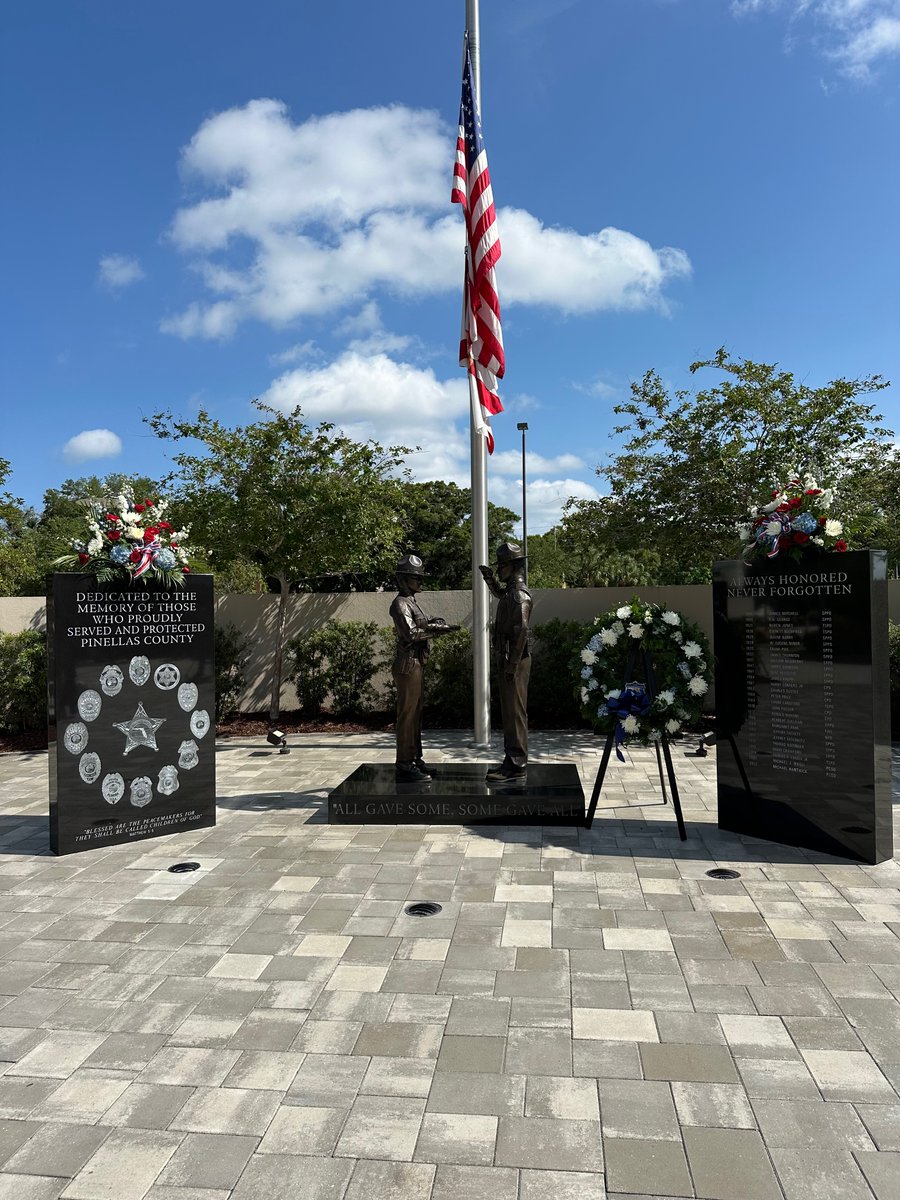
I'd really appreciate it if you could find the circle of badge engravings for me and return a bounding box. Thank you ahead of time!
[71,657,206,809]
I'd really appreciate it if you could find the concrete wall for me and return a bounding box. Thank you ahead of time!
[5,581,899,713]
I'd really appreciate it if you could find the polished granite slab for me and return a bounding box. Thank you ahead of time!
[328,761,586,824]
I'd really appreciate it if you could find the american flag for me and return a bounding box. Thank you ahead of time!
[452,41,504,454]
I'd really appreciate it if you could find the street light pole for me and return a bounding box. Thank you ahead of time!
[517,421,528,583]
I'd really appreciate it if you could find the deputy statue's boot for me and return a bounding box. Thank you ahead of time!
[485,759,527,782]
[414,758,436,777]
[396,761,430,781]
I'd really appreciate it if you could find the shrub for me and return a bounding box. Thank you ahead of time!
[288,620,380,716]
[425,626,478,727]
[529,618,593,728]
[214,623,249,721]
[0,630,46,733]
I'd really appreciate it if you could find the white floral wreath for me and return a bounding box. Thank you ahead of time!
[578,599,713,747]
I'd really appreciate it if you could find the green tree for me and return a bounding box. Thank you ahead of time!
[149,402,409,719]
[586,349,892,582]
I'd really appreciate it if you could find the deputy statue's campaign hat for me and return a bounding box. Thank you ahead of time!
[495,542,526,564]
[396,553,425,577]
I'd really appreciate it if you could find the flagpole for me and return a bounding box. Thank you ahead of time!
[466,0,491,749]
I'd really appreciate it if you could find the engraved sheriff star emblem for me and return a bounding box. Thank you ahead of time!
[113,702,166,756]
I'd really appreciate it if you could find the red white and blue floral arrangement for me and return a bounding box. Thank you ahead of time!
[738,474,848,562]
[54,494,192,587]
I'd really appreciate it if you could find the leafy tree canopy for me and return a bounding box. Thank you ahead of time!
[148,401,410,716]
[568,348,894,583]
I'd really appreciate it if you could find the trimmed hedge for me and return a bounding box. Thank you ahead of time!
[0,630,46,734]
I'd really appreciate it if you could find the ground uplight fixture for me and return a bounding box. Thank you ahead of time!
[267,730,290,754]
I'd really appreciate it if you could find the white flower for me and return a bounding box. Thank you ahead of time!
[820,489,833,509]
[648,730,661,742]
[580,687,589,705]
[811,536,824,547]
[612,620,625,635]
[126,527,144,541]
[606,689,621,700]
[673,631,683,644]
[587,678,598,691]
[803,473,818,489]
[683,641,701,659]
[765,520,782,537]
[115,494,129,512]
[87,536,102,555]
[616,605,632,619]
[600,628,618,647]
[628,623,643,639]
[735,523,752,541]
[656,689,675,708]
[825,519,843,537]
[643,612,653,625]
[762,500,780,514]
[661,611,680,626]
[665,718,681,734]
[688,676,709,696]
[122,511,140,526]
[621,714,639,734]
[580,648,597,665]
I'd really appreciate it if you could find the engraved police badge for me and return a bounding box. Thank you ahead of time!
[79,752,101,784]
[178,739,199,770]
[77,689,102,722]
[63,722,89,755]
[190,709,211,739]
[100,664,124,696]
[154,663,180,690]
[102,772,125,805]
[130,776,153,808]
[157,765,179,795]
[129,655,151,686]
[177,682,198,712]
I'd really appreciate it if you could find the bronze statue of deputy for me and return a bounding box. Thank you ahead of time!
[479,541,532,781]
[390,554,458,781]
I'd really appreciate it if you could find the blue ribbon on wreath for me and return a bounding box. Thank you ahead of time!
[606,685,652,762]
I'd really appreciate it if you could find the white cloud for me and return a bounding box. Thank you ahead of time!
[98,254,145,289]
[490,449,587,476]
[733,0,900,76]
[62,429,123,462]
[270,340,319,365]
[259,349,596,531]
[162,99,691,339]
[490,475,602,533]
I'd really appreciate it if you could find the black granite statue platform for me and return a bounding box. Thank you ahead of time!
[329,762,585,825]
[713,550,892,864]
[48,573,217,855]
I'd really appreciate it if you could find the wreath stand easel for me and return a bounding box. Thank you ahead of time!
[584,644,688,841]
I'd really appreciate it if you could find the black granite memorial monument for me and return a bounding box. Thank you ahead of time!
[330,762,585,825]
[713,550,892,864]
[48,573,216,855]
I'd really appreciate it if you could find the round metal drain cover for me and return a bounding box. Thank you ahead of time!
[405,902,443,917]
[168,862,201,874]
[705,868,741,880]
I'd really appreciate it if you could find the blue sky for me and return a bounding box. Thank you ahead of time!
[2,0,898,533]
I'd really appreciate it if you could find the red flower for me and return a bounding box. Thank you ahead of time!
[108,530,121,541]
[794,532,810,545]
[818,516,827,526]
[805,488,822,495]
[770,490,779,498]
[129,549,141,563]
[78,552,89,564]
[789,497,803,509]
[157,521,171,530]
[134,503,145,513]
[106,513,119,522]
[170,542,179,549]
[777,534,790,548]
[182,566,190,574]
[143,527,158,543]
[835,540,848,552]
[144,499,156,509]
